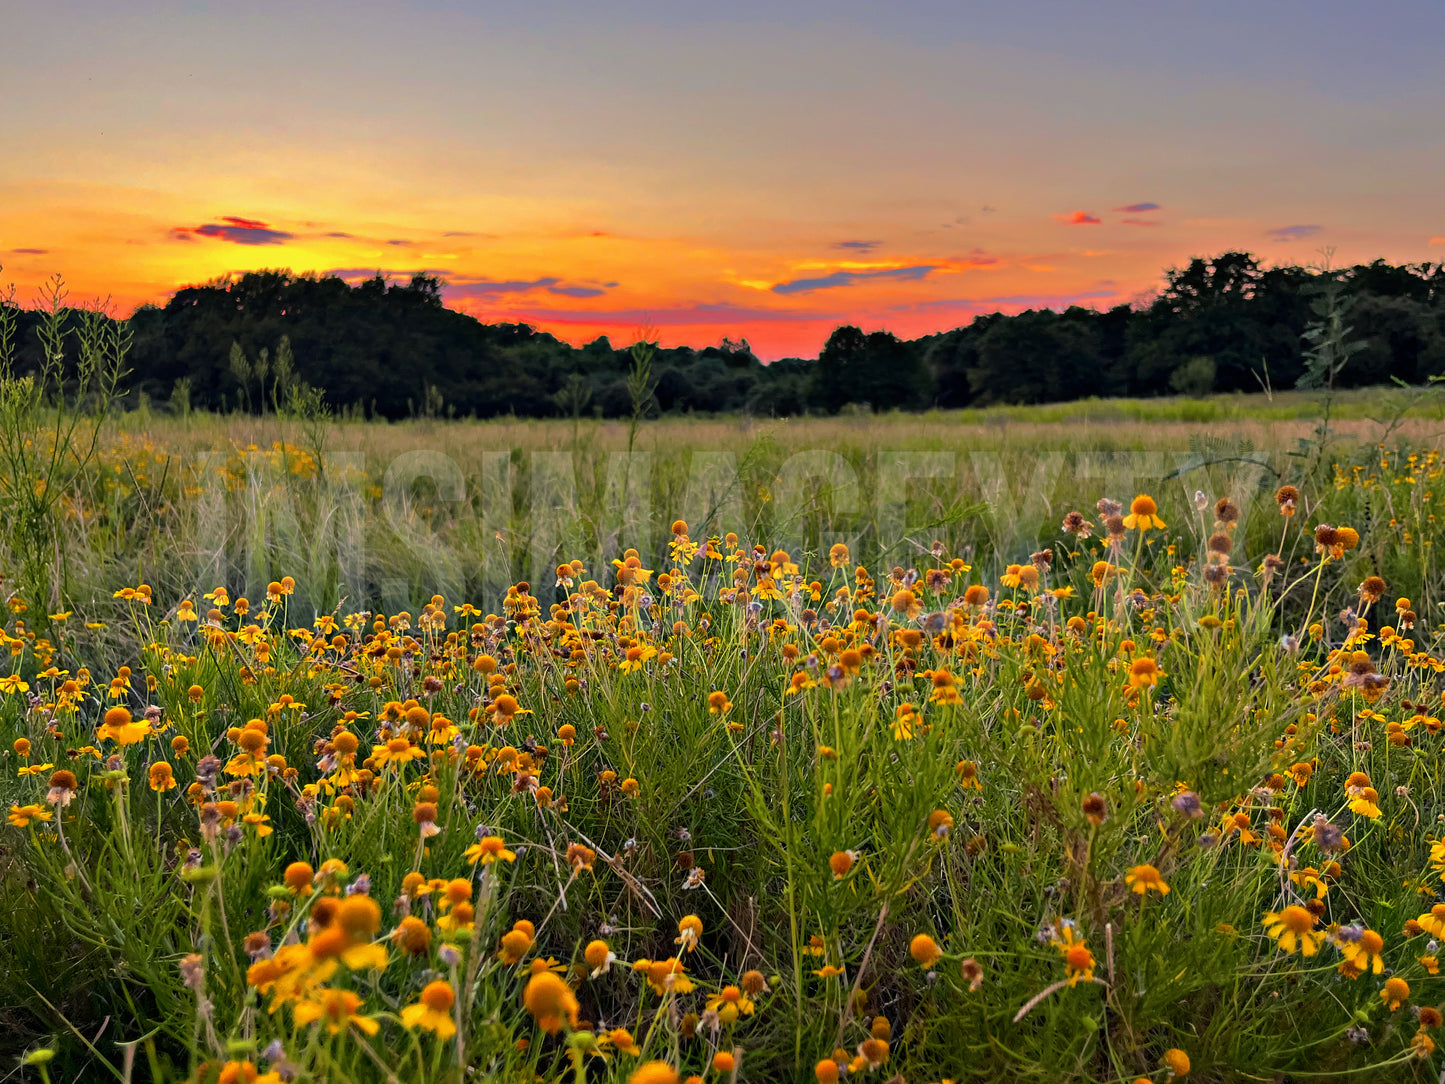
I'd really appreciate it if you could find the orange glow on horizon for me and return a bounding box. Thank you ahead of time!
[4,3,1442,360]
[2,135,1439,360]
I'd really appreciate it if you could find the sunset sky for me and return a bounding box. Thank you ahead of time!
[3,0,1443,359]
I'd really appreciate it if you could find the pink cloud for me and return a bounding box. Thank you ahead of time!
[488,301,835,326]
[1267,224,1322,242]
[1055,211,1101,226]
[172,216,293,245]
[888,286,1121,315]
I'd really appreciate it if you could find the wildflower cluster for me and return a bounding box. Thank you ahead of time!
[4,493,1445,1082]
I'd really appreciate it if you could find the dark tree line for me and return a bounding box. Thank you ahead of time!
[7,254,1445,418]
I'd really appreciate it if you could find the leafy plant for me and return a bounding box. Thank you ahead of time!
[1293,256,1370,482]
[626,328,659,455]
[0,270,130,613]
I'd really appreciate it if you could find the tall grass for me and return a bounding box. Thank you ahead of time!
[3,467,1444,1081]
[17,392,1445,658]
[4,281,1445,1080]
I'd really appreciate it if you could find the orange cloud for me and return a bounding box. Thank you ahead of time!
[1055,211,1101,226]
[758,252,998,295]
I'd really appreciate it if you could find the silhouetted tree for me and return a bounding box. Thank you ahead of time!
[22,255,1439,420]
[808,327,929,412]
[968,309,1102,404]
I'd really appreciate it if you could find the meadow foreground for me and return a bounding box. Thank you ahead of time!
[5,441,1445,1081]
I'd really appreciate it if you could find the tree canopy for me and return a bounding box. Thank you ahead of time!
[7,255,1443,418]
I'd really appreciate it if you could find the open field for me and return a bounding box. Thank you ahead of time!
[7,1,1444,1077]
[26,384,1445,641]
[4,389,1445,1081]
